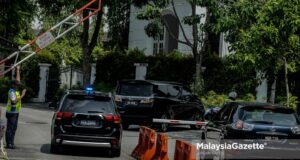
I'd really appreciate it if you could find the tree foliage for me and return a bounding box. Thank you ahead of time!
[0,0,36,55]
[37,0,104,86]
[213,0,300,105]
[106,0,132,50]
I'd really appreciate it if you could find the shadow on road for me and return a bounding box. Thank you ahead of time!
[40,144,113,157]
[126,125,197,132]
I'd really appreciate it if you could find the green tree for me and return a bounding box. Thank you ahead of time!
[106,0,131,50]
[38,0,104,86]
[0,0,36,55]
[214,0,300,106]
[38,0,139,85]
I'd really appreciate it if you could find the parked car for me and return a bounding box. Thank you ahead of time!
[114,80,205,132]
[50,89,122,157]
[203,102,300,159]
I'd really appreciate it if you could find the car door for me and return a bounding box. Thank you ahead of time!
[167,85,186,119]
[179,88,203,120]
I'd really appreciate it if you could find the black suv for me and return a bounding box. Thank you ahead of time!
[50,90,122,157]
[115,80,205,132]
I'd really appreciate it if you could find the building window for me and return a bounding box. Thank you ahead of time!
[153,28,165,55]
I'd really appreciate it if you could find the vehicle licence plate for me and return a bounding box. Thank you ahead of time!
[80,120,97,126]
[126,101,137,105]
[265,136,279,140]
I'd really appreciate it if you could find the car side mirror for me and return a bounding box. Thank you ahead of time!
[181,95,191,102]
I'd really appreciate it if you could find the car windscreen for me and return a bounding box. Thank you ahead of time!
[118,83,153,97]
[239,106,298,126]
[61,95,115,114]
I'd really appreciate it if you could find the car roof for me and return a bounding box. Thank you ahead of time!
[228,101,292,110]
[119,79,182,86]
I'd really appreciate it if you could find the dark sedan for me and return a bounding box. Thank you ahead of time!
[202,102,300,159]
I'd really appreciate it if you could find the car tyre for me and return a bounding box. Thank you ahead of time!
[159,113,169,132]
[50,142,59,154]
[122,123,130,130]
[190,111,204,130]
[110,148,121,157]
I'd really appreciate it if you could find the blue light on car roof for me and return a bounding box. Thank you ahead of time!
[86,87,93,91]
[85,87,94,94]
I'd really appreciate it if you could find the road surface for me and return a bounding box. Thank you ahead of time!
[0,103,202,160]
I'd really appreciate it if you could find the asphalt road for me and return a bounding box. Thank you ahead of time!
[0,103,202,160]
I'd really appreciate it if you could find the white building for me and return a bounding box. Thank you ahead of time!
[128,0,230,57]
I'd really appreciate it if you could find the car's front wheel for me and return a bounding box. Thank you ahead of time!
[190,111,204,130]
[159,113,169,132]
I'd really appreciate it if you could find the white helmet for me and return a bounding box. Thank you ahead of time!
[228,91,237,99]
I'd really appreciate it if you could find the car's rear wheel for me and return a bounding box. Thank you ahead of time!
[122,123,130,130]
[159,113,169,132]
[190,111,204,130]
[50,140,59,154]
[110,147,121,157]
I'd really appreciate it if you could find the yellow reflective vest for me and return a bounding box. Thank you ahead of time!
[6,90,22,113]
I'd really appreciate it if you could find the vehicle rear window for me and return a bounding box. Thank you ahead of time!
[239,106,298,126]
[61,95,115,114]
[118,83,153,96]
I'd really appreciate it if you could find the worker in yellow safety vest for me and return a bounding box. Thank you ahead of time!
[5,66,26,149]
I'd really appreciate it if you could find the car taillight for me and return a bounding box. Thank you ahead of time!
[111,138,119,145]
[56,112,74,120]
[104,115,120,124]
[236,120,243,129]
[234,120,254,131]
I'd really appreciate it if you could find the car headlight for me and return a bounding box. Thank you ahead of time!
[291,126,300,134]
[140,98,154,104]
[114,95,122,102]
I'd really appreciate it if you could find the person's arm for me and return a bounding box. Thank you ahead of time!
[16,65,20,82]
[21,89,26,99]
[16,65,27,99]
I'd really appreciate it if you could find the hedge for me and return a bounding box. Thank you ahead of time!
[95,49,260,96]
[95,49,195,89]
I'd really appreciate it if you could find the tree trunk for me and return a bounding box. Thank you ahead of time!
[81,10,90,87]
[269,75,277,104]
[192,4,203,95]
[81,9,103,87]
[284,58,289,107]
[82,49,92,87]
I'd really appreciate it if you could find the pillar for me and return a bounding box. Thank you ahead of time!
[31,63,51,102]
[134,63,148,80]
[256,79,268,103]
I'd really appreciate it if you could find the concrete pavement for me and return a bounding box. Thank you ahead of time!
[0,103,202,160]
